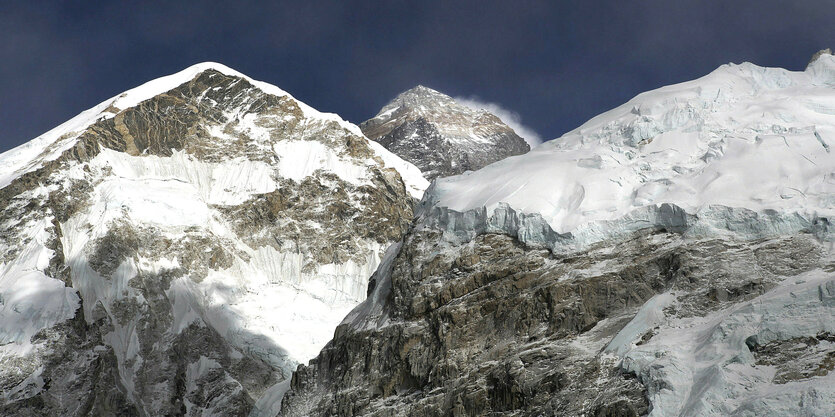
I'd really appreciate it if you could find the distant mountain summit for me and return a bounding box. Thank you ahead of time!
[360,85,530,180]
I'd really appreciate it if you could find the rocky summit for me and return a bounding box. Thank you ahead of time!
[360,86,531,180]
[0,62,426,416]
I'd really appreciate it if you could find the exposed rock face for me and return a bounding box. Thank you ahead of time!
[282,57,835,416]
[360,86,530,180]
[281,203,834,416]
[0,63,426,416]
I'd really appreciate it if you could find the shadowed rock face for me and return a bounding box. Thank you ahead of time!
[282,231,657,416]
[361,86,530,180]
[0,67,419,416]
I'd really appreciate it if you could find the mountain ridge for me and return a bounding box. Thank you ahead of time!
[0,62,427,198]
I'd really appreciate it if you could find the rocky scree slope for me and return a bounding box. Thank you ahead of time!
[360,86,531,180]
[0,62,427,416]
[281,53,835,416]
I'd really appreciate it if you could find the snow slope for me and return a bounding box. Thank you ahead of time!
[613,268,835,416]
[430,54,835,241]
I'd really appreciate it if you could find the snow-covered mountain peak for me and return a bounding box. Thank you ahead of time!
[384,85,458,113]
[0,62,428,415]
[105,61,288,112]
[428,59,835,245]
[96,61,364,137]
[367,85,501,136]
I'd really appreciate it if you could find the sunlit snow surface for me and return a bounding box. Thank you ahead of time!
[0,217,80,353]
[432,55,835,236]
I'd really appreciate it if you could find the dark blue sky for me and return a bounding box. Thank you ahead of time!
[1,1,833,152]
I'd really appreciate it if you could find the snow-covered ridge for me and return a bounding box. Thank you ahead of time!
[429,54,835,239]
[365,139,428,198]
[0,62,428,198]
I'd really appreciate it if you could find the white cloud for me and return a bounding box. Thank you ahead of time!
[454,96,543,147]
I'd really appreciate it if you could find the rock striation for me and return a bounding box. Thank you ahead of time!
[360,86,530,180]
[282,209,833,416]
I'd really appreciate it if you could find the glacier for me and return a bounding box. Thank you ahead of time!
[431,54,835,240]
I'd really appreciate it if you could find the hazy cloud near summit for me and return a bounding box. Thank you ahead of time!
[455,97,543,147]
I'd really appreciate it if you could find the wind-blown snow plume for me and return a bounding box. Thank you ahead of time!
[455,96,543,147]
